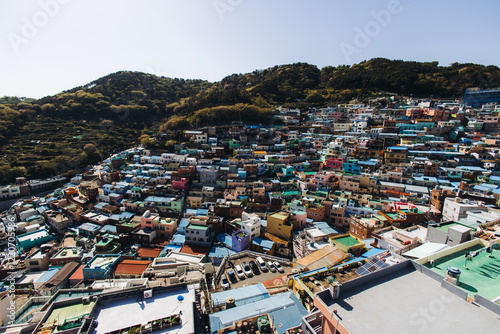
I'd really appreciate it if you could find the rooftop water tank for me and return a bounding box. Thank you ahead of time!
[225,297,235,309]
[446,266,461,280]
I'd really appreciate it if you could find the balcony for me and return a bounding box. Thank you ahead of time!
[301,310,323,334]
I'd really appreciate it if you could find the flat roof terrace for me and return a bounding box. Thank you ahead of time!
[91,286,195,334]
[424,243,500,301]
[334,236,360,248]
[88,256,117,269]
[320,264,500,334]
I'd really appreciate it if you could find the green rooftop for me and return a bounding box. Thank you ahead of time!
[45,302,95,328]
[425,244,500,300]
[188,224,209,230]
[282,190,300,196]
[334,235,361,247]
[385,213,400,220]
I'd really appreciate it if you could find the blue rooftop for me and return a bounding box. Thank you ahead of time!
[314,221,340,235]
[211,283,269,308]
[208,246,236,260]
[252,237,274,251]
[209,292,307,334]
[170,233,186,245]
[78,222,101,232]
[196,209,209,216]
[100,225,117,233]
[36,268,60,283]
[177,218,189,235]
[216,233,232,248]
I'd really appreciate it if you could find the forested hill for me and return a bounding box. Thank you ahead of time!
[0,58,499,184]
[5,58,500,125]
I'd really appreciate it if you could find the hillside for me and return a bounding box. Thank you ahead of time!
[0,58,499,184]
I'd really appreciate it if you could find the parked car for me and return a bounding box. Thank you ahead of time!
[241,261,253,277]
[273,261,284,273]
[249,261,260,275]
[227,269,238,283]
[235,265,245,279]
[256,256,268,272]
[267,261,276,272]
[221,274,230,290]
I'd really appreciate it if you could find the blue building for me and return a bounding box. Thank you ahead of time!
[342,159,361,175]
[17,229,56,252]
[232,231,251,252]
[464,88,500,108]
[82,254,121,280]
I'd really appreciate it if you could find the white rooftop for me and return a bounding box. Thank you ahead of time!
[403,242,450,259]
[92,286,195,334]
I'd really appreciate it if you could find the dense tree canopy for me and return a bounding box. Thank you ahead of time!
[1,58,499,184]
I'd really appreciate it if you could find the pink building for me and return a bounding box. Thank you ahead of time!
[172,178,189,190]
[140,211,159,230]
[290,210,307,229]
[324,158,343,170]
[313,172,336,187]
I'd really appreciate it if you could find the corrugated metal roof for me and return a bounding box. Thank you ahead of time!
[37,268,60,283]
[114,260,151,275]
[211,283,269,308]
[296,244,348,270]
[44,262,79,287]
[208,246,236,259]
[210,291,307,334]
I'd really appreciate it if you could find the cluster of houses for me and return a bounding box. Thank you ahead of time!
[1,96,500,333]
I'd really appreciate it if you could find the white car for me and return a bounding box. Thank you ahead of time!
[235,265,245,279]
[273,261,284,273]
[267,261,277,273]
[256,257,268,272]
[241,261,253,277]
[221,274,230,290]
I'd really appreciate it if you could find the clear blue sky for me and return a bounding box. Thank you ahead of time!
[1,0,499,98]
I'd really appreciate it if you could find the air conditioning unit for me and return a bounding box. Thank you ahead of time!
[143,289,153,299]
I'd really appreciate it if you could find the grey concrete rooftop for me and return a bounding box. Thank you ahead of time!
[321,265,500,334]
[91,286,195,334]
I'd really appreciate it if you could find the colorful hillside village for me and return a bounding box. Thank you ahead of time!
[1,99,500,333]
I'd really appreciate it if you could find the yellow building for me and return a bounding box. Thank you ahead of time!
[266,211,294,240]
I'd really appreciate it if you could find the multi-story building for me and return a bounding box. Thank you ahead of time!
[240,212,261,240]
[349,214,388,239]
[384,146,407,165]
[266,211,295,240]
[185,223,214,248]
[442,197,487,222]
